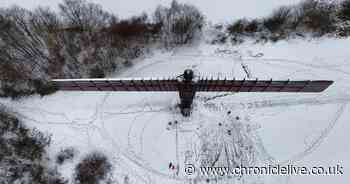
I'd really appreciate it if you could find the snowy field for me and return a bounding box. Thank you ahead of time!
[1,35,350,183]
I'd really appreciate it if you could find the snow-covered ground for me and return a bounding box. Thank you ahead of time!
[1,36,350,183]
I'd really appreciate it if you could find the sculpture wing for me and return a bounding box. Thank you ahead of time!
[195,79,333,93]
[52,79,179,91]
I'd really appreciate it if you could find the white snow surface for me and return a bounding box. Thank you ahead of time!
[1,37,350,183]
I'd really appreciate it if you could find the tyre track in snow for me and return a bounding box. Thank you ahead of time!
[170,53,350,76]
[94,94,157,184]
[244,57,350,77]
[213,94,350,111]
[280,102,348,165]
[93,60,188,182]
[95,97,185,182]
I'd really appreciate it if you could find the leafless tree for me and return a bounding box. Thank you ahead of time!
[154,0,204,46]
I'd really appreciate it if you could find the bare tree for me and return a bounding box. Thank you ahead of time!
[154,0,204,46]
[59,0,112,30]
[0,7,50,78]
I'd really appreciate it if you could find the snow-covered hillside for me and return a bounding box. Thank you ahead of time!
[1,33,350,184]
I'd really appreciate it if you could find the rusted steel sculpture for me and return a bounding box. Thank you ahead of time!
[52,69,333,116]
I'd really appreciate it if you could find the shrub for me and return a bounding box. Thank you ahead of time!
[0,78,58,99]
[106,14,160,43]
[245,19,260,33]
[336,21,350,37]
[32,79,59,96]
[12,128,51,161]
[89,66,105,78]
[0,108,66,184]
[56,147,76,165]
[298,0,336,36]
[227,19,246,34]
[303,9,335,35]
[123,60,134,67]
[227,19,260,39]
[75,152,112,184]
[338,0,350,21]
[263,6,292,33]
[211,32,228,44]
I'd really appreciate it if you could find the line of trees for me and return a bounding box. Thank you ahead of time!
[225,0,350,44]
[0,0,204,99]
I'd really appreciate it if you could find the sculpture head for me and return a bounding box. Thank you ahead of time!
[183,69,194,82]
